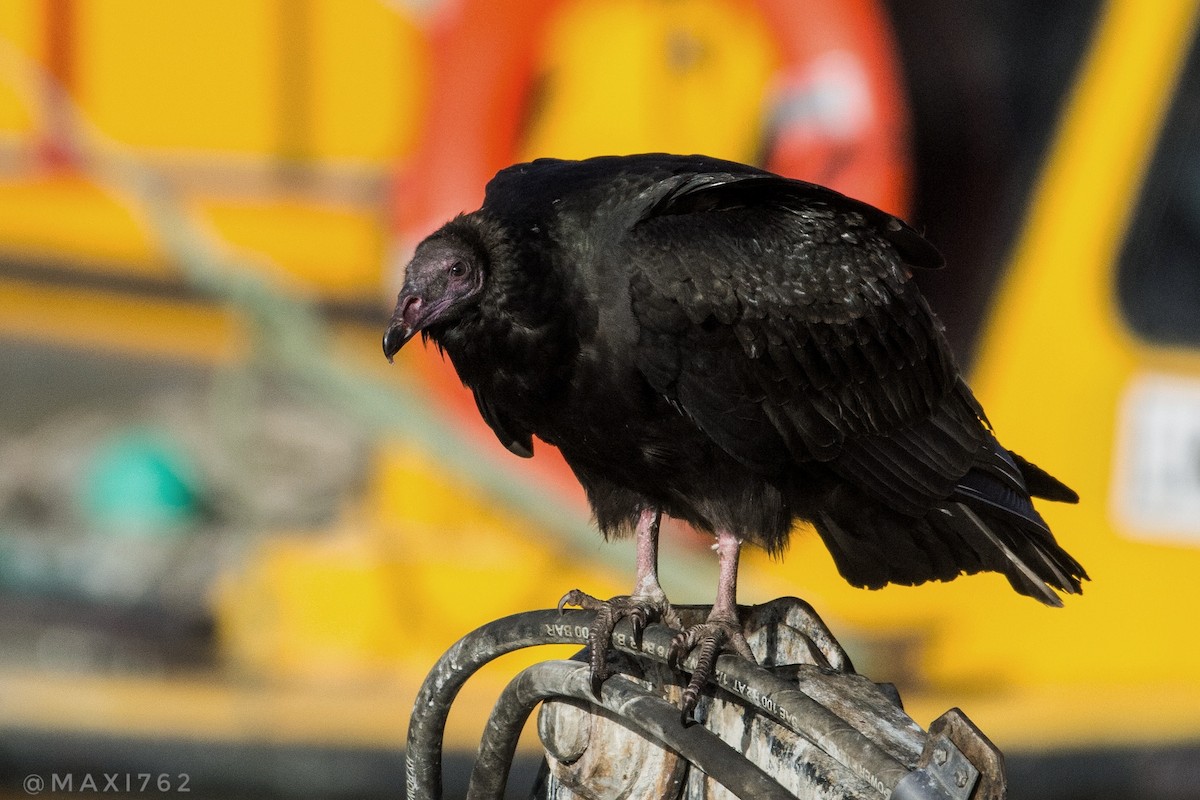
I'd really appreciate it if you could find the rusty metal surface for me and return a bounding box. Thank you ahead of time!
[404,599,1008,799]
[886,708,1008,800]
[534,654,885,799]
[538,665,689,799]
[535,600,916,799]
[928,709,1007,800]
[468,660,796,800]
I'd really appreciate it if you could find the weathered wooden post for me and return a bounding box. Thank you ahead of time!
[406,598,1006,799]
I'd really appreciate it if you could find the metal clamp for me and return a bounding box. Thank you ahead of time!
[889,708,1006,800]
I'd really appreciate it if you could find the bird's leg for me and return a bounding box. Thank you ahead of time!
[627,507,684,629]
[668,529,755,721]
[558,508,682,694]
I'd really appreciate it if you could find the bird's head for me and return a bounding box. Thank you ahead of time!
[383,231,487,362]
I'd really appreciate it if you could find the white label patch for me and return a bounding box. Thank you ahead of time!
[1112,374,1200,542]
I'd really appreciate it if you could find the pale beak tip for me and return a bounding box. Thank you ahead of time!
[382,324,410,363]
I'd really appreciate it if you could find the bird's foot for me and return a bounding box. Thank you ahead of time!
[558,588,683,695]
[668,612,755,723]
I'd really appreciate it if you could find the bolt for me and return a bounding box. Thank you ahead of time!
[932,748,948,766]
[955,769,969,788]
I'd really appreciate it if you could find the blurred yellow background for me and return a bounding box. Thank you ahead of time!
[0,0,1198,797]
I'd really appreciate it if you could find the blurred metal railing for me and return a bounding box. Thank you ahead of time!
[406,598,1006,799]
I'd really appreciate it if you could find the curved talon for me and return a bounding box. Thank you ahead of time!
[557,587,682,696]
[668,616,756,723]
[680,635,724,723]
[667,629,692,669]
[627,605,652,646]
[589,604,618,695]
[558,588,603,614]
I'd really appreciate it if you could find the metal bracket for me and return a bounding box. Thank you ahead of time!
[889,708,1006,800]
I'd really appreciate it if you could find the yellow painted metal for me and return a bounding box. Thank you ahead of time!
[520,0,778,164]
[79,1,278,154]
[0,666,414,748]
[75,0,426,160]
[194,198,387,300]
[0,175,164,270]
[0,276,247,362]
[0,0,427,299]
[0,172,393,301]
[306,0,427,162]
[0,173,394,306]
[0,1,38,135]
[946,0,1200,690]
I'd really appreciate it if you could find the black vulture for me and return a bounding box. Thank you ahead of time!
[384,153,1084,715]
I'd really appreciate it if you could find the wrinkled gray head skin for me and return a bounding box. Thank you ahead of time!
[383,233,486,361]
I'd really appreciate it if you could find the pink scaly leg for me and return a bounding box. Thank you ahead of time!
[559,508,683,694]
[669,529,755,721]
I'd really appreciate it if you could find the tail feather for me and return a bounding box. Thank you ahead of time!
[812,447,1086,604]
[946,502,1066,606]
[815,509,965,591]
[1010,451,1080,504]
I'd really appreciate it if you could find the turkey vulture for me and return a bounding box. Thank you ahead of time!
[384,153,1084,715]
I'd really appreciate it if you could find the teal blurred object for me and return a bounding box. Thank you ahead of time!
[81,429,200,537]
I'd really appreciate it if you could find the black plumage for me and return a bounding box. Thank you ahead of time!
[384,153,1085,706]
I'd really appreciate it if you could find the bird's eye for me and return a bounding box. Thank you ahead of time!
[449,261,468,278]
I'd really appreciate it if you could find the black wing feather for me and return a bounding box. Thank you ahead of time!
[635,173,944,271]
[627,172,957,476]
[473,390,534,458]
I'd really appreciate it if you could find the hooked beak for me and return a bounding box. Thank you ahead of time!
[382,292,425,363]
